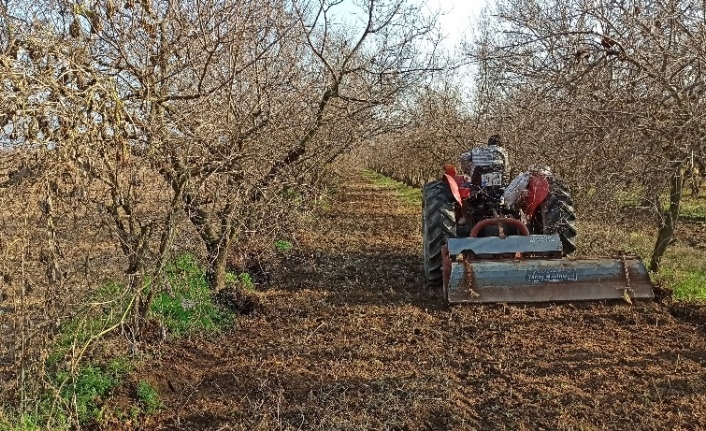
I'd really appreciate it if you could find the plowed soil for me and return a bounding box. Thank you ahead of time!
[123,171,706,431]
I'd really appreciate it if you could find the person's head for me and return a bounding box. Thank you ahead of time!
[487,134,503,146]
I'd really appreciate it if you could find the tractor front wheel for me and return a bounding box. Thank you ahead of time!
[422,181,457,286]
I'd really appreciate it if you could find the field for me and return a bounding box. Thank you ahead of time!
[2,1,706,429]
[75,169,706,430]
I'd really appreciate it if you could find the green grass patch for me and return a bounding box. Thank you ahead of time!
[654,245,706,301]
[361,169,422,205]
[658,268,706,300]
[274,239,294,254]
[676,196,706,221]
[608,183,706,220]
[313,184,336,211]
[151,254,234,336]
[136,381,161,415]
[6,357,134,431]
[47,282,133,366]
[225,271,255,291]
[7,281,138,431]
[53,357,133,425]
[0,415,52,431]
[595,228,706,301]
[3,254,238,430]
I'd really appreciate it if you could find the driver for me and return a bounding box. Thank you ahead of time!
[460,134,510,187]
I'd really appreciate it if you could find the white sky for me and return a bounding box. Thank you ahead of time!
[330,0,488,52]
[429,0,488,53]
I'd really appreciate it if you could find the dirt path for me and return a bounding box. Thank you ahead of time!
[129,171,706,431]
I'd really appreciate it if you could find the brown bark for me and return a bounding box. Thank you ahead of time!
[649,165,684,272]
[206,239,229,291]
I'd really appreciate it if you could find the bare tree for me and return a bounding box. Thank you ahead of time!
[465,0,706,269]
[87,0,444,290]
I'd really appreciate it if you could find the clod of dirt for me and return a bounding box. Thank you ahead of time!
[652,283,673,303]
[215,287,261,316]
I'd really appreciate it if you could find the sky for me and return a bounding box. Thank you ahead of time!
[429,0,488,53]
[330,0,489,53]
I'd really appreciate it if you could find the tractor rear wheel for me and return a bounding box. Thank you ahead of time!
[422,181,457,286]
[539,177,577,255]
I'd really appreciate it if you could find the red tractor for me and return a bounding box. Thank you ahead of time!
[421,164,654,304]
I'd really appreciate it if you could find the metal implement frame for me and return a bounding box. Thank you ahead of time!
[442,235,655,304]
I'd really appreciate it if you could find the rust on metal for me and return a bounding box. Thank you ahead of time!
[463,256,480,298]
[620,253,633,304]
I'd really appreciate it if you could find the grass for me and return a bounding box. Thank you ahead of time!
[136,381,161,415]
[361,169,422,205]
[151,254,234,336]
[54,358,133,424]
[274,239,294,254]
[21,281,137,430]
[225,271,255,291]
[0,254,238,431]
[653,245,706,301]
[576,224,706,301]
[2,280,137,431]
[659,268,706,300]
[2,357,134,431]
[46,282,132,365]
[677,196,706,221]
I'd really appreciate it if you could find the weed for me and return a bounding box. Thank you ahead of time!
[50,357,132,426]
[225,271,255,291]
[281,186,304,207]
[0,415,43,431]
[151,254,233,335]
[3,255,235,429]
[50,282,133,357]
[274,239,294,253]
[314,196,332,211]
[136,381,161,415]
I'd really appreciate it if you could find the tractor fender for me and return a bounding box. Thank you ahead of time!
[442,174,467,207]
[523,173,550,220]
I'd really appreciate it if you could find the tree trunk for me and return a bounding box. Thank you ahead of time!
[649,165,684,272]
[206,240,228,291]
[690,165,702,197]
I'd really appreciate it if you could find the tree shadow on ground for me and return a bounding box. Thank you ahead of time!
[159,366,453,431]
[271,249,448,312]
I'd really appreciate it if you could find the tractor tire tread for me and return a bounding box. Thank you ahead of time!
[422,181,457,286]
[542,177,578,256]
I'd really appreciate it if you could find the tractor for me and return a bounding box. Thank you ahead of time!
[422,164,654,304]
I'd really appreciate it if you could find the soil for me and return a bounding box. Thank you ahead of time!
[114,171,706,431]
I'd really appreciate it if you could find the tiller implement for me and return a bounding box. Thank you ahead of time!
[422,165,654,304]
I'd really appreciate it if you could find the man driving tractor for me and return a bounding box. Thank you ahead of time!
[460,134,510,188]
[455,134,510,226]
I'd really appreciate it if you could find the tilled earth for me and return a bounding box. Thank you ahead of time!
[122,172,706,430]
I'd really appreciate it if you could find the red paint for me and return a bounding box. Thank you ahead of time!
[523,173,550,220]
[443,174,465,207]
[470,218,530,237]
